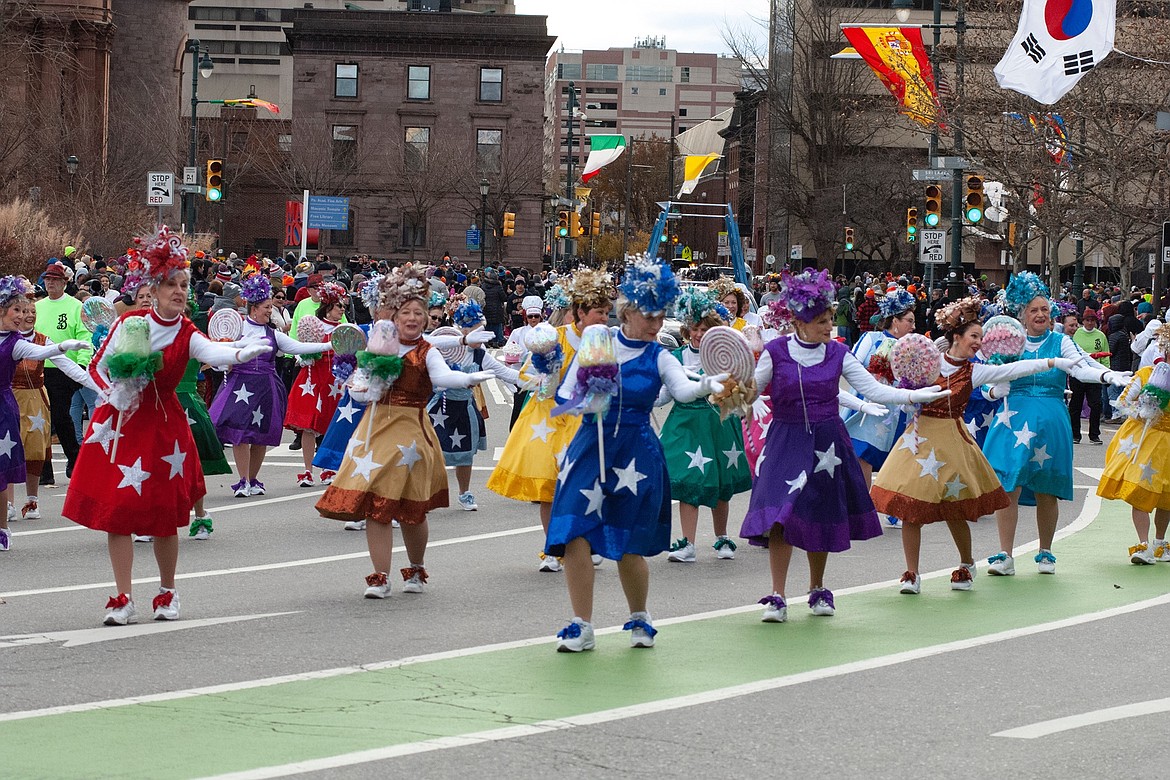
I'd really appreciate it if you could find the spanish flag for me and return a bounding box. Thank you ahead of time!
[842,26,941,128]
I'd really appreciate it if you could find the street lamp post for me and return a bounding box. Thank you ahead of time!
[479,177,489,268]
[65,154,79,196]
[184,39,214,236]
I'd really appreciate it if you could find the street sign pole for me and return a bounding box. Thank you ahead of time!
[300,189,309,262]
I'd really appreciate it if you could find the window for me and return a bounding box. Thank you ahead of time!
[335,64,358,98]
[659,88,667,96]
[408,65,430,100]
[630,87,638,95]
[330,210,355,247]
[557,63,581,80]
[677,126,686,133]
[585,64,618,80]
[477,129,502,174]
[277,134,292,153]
[626,65,671,82]
[680,66,691,83]
[405,127,429,171]
[679,108,688,117]
[332,125,357,171]
[402,212,426,247]
[479,67,503,102]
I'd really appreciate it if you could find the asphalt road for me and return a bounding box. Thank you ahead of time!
[3,386,1164,779]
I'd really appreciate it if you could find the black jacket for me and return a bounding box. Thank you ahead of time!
[481,278,506,326]
[1107,314,1135,372]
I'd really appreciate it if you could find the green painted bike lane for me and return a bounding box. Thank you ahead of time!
[6,499,1167,779]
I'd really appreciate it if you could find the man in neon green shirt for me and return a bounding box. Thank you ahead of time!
[1069,308,1108,445]
[34,263,89,477]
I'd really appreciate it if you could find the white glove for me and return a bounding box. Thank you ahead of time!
[58,339,92,353]
[907,387,952,404]
[858,402,890,417]
[1106,370,1133,389]
[987,383,1010,401]
[696,372,729,397]
[236,343,272,362]
[466,370,494,385]
[425,334,461,350]
[463,328,494,346]
[1051,357,1084,373]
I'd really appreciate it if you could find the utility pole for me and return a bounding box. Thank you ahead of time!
[564,81,578,258]
[946,0,967,300]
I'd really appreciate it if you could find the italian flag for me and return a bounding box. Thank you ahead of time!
[580,135,626,183]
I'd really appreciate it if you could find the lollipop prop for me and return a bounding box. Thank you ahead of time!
[104,317,162,461]
[980,316,1026,365]
[552,325,619,473]
[295,315,326,366]
[429,326,468,366]
[207,309,243,342]
[329,323,367,383]
[525,322,563,400]
[699,326,757,419]
[890,334,942,391]
[81,297,116,349]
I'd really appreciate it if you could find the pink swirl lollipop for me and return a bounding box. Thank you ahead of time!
[981,315,1026,365]
[699,325,754,383]
[890,333,941,390]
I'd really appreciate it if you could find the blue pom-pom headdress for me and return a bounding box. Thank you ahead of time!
[544,284,570,312]
[361,273,384,311]
[878,288,916,319]
[618,254,680,316]
[452,298,484,328]
[240,273,272,304]
[675,286,729,328]
[779,267,836,323]
[0,275,32,306]
[427,289,447,310]
[1004,272,1050,318]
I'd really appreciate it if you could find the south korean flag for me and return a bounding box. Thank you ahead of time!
[993,0,1116,105]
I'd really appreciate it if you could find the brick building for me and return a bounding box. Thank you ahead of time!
[279,8,553,268]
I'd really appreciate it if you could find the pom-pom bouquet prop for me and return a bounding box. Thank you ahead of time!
[104,316,162,460]
[552,324,619,472]
[525,322,564,400]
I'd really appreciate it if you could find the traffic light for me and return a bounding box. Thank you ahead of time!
[964,175,985,224]
[556,210,569,238]
[502,211,515,237]
[659,232,668,243]
[844,226,855,251]
[924,184,942,227]
[671,234,679,245]
[591,211,600,236]
[205,159,223,202]
[906,207,918,243]
[571,211,582,237]
[580,211,592,237]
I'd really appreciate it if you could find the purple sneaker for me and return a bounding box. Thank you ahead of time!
[249,480,266,496]
[231,479,249,498]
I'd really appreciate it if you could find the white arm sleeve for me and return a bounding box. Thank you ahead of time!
[12,339,68,361]
[426,348,475,389]
[481,351,521,386]
[189,332,253,366]
[1061,336,1111,383]
[658,349,707,404]
[48,353,100,391]
[971,358,1055,385]
[274,330,331,356]
[753,350,772,389]
[838,390,868,413]
[842,352,917,405]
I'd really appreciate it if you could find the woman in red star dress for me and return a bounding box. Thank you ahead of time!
[63,227,272,626]
[284,282,345,487]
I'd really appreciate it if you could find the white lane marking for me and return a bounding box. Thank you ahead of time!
[0,525,544,599]
[493,446,504,461]
[0,489,1113,722]
[1076,467,1104,479]
[0,612,298,649]
[485,378,507,405]
[193,592,1170,780]
[993,697,1170,739]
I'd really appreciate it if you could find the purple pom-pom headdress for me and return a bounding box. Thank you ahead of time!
[240,274,272,304]
[618,253,680,316]
[779,267,836,323]
[0,275,32,306]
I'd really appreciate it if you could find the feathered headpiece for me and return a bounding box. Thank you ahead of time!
[544,283,570,312]
[317,281,347,309]
[240,273,272,304]
[675,286,730,328]
[569,268,612,311]
[129,225,190,282]
[378,264,429,311]
[121,266,149,297]
[779,267,836,323]
[451,298,485,328]
[360,273,384,312]
[1051,299,1078,321]
[618,254,680,316]
[760,299,794,331]
[1004,272,1050,318]
[0,275,32,306]
[1156,322,1170,355]
[878,288,916,319]
[934,295,983,332]
[708,277,737,300]
[427,289,447,310]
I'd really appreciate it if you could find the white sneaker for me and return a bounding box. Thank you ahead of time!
[319,470,336,485]
[457,491,479,511]
[392,520,400,528]
[364,572,391,599]
[1131,542,1156,565]
[248,480,266,496]
[950,563,976,591]
[759,593,787,623]
[886,515,903,529]
[103,594,137,625]
[152,588,180,620]
[6,503,15,522]
[344,519,367,531]
[555,618,595,652]
[401,566,427,593]
[1035,549,1057,574]
[1155,540,1170,563]
[713,536,737,559]
[667,538,696,562]
[21,499,40,520]
[625,611,656,648]
[899,571,921,595]
[538,553,563,572]
[987,552,1015,576]
[190,517,213,541]
[809,588,836,616]
[0,528,10,551]
[591,554,603,567]
[132,534,154,543]
[296,471,314,488]
[232,479,250,498]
